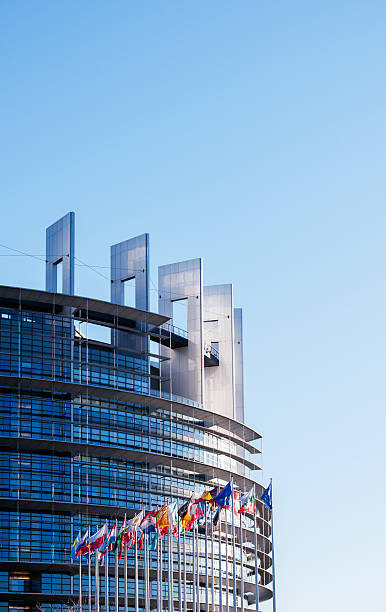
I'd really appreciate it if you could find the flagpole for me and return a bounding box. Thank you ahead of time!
[204,505,208,612]
[172,526,175,612]
[88,548,92,612]
[196,522,200,612]
[225,512,229,612]
[218,512,223,612]
[253,486,260,612]
[95,548,100,612]
[148,534,152,612]
[160,534,163,612]
[183,531,187,612]
[105,551,109,612]
[210,515,214,612]
[148,533,152,612]
[144,534,149,612]
[239,512,244,612]
[178,520,182,612]
[114,543,119,612]
[192,523,196,612]
[270,479,277,612]
[157,532,161,612]
[168,527,173,612]
[124,540,128,612]
[79,554,82,612]
[135,530,139,612]
[231,487,237,612]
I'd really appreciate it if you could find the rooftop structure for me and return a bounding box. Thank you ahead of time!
[0,212,273,612]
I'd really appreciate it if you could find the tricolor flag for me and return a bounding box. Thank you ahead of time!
[99,523,117,557]
[77,530,90,557]
[238,488,256,514]
[140,509,158,535]
[197,487,218,508]
[113,518,128,560]
[89,523,108,552]
[184,500,204,531]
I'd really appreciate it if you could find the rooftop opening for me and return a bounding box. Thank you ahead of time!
[172,297,187,333]
[123,277,136,308]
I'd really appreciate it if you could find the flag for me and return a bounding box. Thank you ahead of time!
[185,501,204,531]
[77,530,90,557]
[123,510,146,548]
[127,510,145,532]
[155,504,169,537]
[113,518,128,560]
[89,523,108,552]
[99,523,117,557]
[212,507,221,528]
[71,531,81,561]
[167,501,179,538]
[260,483,272,510]
[197,487,218,508]
[180,499,194,532]
[178,495,194,532]
[214,481,233,508]
[233,490,241,514]
[140,509,158,535]
[149,531,158,551]
[239,488,256,514]
[197,501,208,526]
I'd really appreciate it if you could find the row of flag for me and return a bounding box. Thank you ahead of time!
[71,481,272,562]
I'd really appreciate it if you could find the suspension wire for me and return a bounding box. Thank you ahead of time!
[0,242,233,321]
[0,243,46,263]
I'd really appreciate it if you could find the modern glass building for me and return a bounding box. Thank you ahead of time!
[0,213,273,611]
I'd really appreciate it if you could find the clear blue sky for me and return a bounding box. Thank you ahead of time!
[1,1,385,610]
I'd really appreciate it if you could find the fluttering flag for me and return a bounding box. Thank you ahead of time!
[232,490,241,514]
[260,482,272,510]
[239,488,256,514]
[148,531,158,550]
[197,501,208,526]
[167,501,180,538]
[71,531,81,561]
[197,487,218,508]
[99,523,117,557]
[238,488,254,514]
[77,530,90,557]
[123,510,146,548]
[185,500,204,531]
[212,507,221,528]
[89,523,108,552]
[214,481,233,509]
[155,504,169,537]
[113,518,128,560]
[179,496,195,533]
[140,509,158,535]
[128,510,145,532]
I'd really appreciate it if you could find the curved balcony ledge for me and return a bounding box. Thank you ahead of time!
[0,375,261,442]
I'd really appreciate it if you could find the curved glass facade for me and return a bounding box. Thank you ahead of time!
[0,286,273,612]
